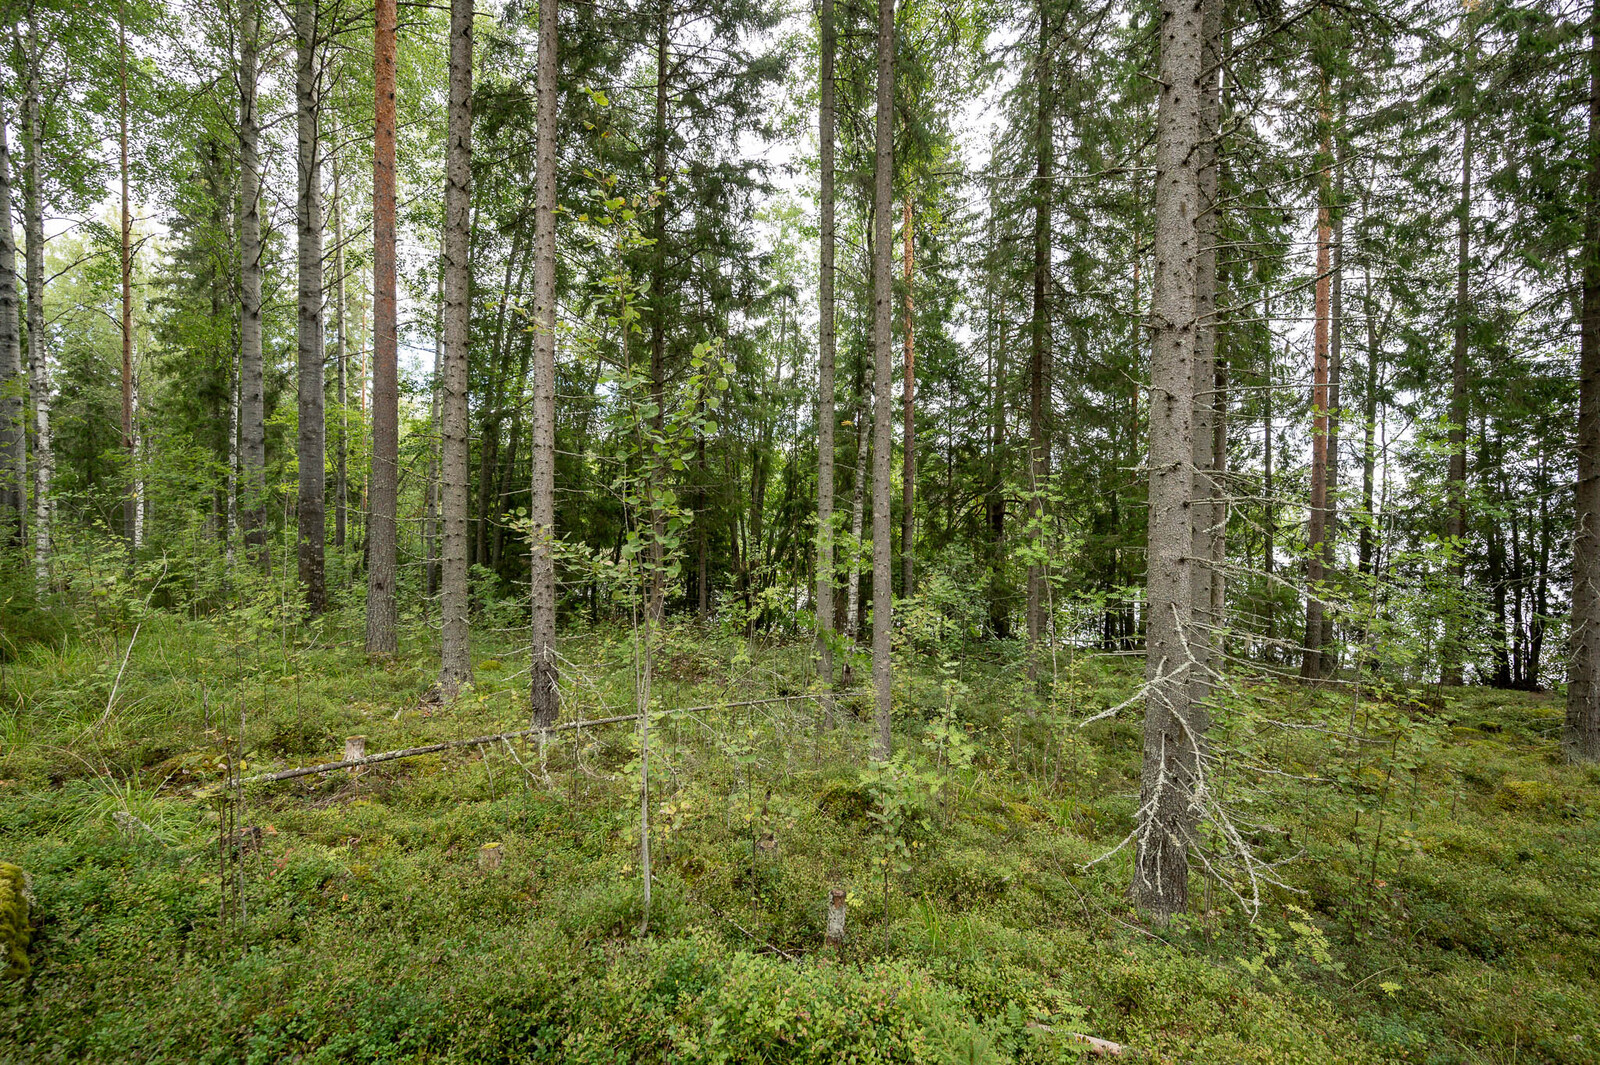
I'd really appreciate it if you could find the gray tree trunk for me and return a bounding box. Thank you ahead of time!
[296,0,327,613]
[437,0,474,696]
[0,107,23,549]
[1567,0,1600,762]
[869,0,896,761]
[814,0,837,714]
[238,0,266,571]
[365,0,400,655]
[529,0,561,727]
[1134,0,1204,922]
[22,12,51,587]
[1188,0,1221,712]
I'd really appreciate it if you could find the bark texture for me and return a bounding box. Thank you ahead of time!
[296,0,327,613]
[438,0,474,695]
[22,12,51,586]
[1188,0,1221,713]
[365,0,400,655]
[869,0,896,760]
[1568,0,1600,762]
[1134,0,1204,922]
[238,0,266,570]
[529,0,561,727]
[0,108,22,548]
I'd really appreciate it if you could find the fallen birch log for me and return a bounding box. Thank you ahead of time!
[240,693,857,786]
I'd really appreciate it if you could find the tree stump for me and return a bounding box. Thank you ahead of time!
[344,735,365,779]
[824,887,847,948]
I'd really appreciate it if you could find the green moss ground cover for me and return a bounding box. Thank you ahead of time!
[0,610,1595,1063]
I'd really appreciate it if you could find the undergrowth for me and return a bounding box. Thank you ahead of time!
[0,604,1595,1063]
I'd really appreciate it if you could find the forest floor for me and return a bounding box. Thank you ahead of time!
[0,601,1597,1064]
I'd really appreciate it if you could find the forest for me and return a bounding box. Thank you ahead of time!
[0,0,1598,1059]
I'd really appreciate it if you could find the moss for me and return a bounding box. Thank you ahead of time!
[1494,778,1559,811]
[813,775,873,824]
[0,861,30,982]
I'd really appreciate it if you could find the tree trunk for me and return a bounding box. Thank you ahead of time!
[869,0,896,760]
[814,0,838,710]
[1567,0,1600,760]
[296,0,328,614]
[528,0,560,725]
[901,198,915,598]
[332,151,348,551]
[1188,0,1221,711]
[21,11,50,587]
[1134,0,1204,922]
[0,105,23,549]
[1302,121,1333,681]
[437,0,474,695]
[1026,1,1052,683]
[365,0,400,655]
[120,0,137,553]
[238,0,266,572]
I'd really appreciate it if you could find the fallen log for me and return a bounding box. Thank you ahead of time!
[239,693,854,786]
[1026,1021,1175,1061]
